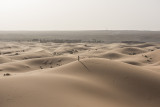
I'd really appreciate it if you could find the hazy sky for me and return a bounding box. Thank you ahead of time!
[0,0,160,30]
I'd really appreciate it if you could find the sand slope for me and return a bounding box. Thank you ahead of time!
[0,58,160,107]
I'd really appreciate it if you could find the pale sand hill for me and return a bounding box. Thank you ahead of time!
[0,42,160,107]
[0,56,76,73]
[0,59,160,107]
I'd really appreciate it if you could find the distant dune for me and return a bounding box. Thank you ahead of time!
[0,30,160,43]
[0,41,160,107]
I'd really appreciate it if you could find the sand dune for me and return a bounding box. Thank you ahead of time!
[0,56,76,74]
[0,42,160,107]
[9,50,52,60]
[99,52,125,59]
[0,56,11,64]
[1,58,160,107]
[120,47,146,55]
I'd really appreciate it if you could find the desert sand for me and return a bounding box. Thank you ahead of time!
[0,41,160,107]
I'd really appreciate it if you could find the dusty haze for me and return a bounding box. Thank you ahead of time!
[0,0,160,30]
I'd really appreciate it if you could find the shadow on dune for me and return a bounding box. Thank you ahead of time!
[79,60,90,71]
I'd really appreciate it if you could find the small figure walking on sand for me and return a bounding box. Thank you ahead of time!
[78,56,80,61]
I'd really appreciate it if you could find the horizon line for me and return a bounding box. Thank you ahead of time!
[0,29,160,32]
